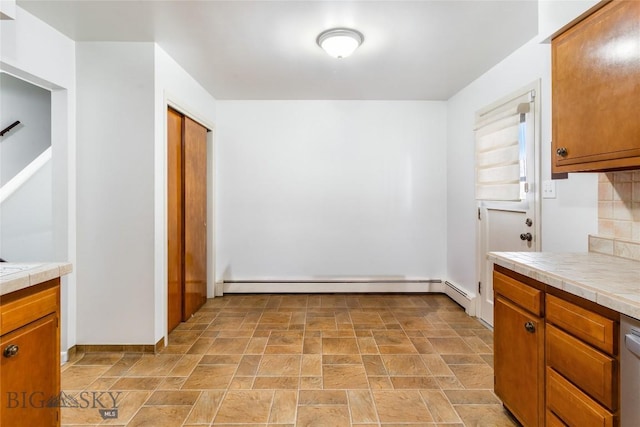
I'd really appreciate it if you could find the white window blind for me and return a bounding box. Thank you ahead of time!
[475,92,531,201]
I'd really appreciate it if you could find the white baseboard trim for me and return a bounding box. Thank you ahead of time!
[444,280,477,316]
[223,279,444,294]
[218,279,479,319]
[214,280,224,297]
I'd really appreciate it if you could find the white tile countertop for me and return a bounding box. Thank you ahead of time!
[0,262,73,296]
[489,251,640,320]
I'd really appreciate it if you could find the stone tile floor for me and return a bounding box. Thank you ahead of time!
[61,293,518,426]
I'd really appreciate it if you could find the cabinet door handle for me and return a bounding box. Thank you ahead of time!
[556,147,568,157]
[3,344,19,358]
[524,322,536,333]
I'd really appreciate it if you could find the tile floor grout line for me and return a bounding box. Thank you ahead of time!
[179,389,204,426]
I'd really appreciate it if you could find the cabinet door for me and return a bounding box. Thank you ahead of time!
[494,295,545,427]
[552,0,640,172]
[1,314,59,426]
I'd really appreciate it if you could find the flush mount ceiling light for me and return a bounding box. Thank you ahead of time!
[317,28,364,59]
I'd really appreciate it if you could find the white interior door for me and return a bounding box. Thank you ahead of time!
[475,81,540,327]
[477,203,536,326]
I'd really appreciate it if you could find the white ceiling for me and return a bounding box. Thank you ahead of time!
[18,1,539,100]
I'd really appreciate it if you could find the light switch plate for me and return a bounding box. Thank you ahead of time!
[543,180,556,199]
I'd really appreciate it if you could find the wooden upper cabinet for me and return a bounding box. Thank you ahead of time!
[552,0,640,173]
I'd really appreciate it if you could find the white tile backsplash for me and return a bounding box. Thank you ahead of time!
[592,172,640,261]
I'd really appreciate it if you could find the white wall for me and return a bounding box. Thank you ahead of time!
[0,73,53,262]
[0,6,76,357]
[153,44,217,343]
[216,101,447,284]
[76,42,156,344]
[0,0,16,20]
[1,160,53,260]
[72,42,219,346]
[446,37,598,296]
[538,0,600,42]
[0,73,51,185]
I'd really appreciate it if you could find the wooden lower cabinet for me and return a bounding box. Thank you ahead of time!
[0,279,60,427]
[494,266,620,427]
[494,294,545,427]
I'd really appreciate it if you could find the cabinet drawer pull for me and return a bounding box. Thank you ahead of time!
[525,321,536,333]
[3,344,19,358]
[556,147,568,157]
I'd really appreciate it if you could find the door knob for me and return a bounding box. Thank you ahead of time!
[556,147,568,157]
[520,233,532,242]
[524,322,536,333]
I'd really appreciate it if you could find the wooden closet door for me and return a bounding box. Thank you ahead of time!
[167,108,183,332]
[183,116,207,319]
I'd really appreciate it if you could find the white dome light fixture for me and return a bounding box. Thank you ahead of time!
[317,28,364,59]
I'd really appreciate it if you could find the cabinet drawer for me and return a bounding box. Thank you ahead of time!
[1,283,59,334]
[493,270,543,316]
[546,410,568,427]
[547,367,615,427]
[547,324,617,410]
[546,294,616,354]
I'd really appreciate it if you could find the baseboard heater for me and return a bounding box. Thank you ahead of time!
[221,278,444,295]
[444,280,476,316]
